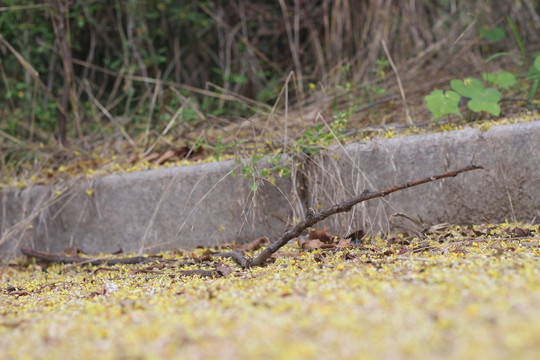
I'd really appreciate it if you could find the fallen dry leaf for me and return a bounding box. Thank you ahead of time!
[215,265,234,277]
[511,227,531,238]
[302,239,325,251]
[141,152,161,163]
[234,237,270,252]
[63,246,84,257]
[143,262,166,271]
[156,149,177,165]
[309,227,332,243]
[336,237,352,248]
[301,239,335,251]
[387,237,410,246]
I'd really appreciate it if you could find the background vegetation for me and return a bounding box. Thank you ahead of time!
[1,0,539,184]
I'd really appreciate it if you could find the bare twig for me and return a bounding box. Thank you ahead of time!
[218,165,483,268]
[21,246,230,278]
[21,246,153,266]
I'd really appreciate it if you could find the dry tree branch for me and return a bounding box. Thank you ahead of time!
[21,246,231,278]
[218,164,483,268]
[20,166,483,270]
[20,246,152,266]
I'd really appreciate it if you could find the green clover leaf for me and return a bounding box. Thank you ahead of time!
[450,77,484,98]
[479,26,506,42]
[467,88,501,116]
[425,90,462,122]
[483,71,516,90]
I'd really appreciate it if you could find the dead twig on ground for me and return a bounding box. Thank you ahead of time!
[217,165,483,268]
[20,246,233,278]
[20,246,153,266]
[20,165,482,270]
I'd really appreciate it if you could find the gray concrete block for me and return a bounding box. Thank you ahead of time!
[1,120,538,259]
[0,159,294,258]
[304,121,540,235]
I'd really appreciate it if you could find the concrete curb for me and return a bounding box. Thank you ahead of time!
[1,120,538,258]
[1,160,294,257]
[305,120,539,235]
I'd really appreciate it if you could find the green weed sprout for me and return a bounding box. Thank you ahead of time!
[425,77,502,123]
[424,90,462,123]
[451,77,502,116]
[426,19,540,124]
[203,136,247,162]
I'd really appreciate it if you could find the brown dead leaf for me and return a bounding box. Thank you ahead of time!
[309,227,332,243]
[336,237,351,248]
[302,239,325,251]
[472,229,486,237]
[234,237,270,252]
[91,267,119,275]
[141,152,161,163]
[198,254,212,262]
[301,240,336,251]
[143,262,166,271]
[511,227,531,238]
[387,237,410,246]
[216,265,234,277]
[313,252,328,263]
[8,290,29,296]
[156,149,177,165]
[128,153,139,164]
[397,247,409,255]
[63,246,84,257]
[179,145,206,161]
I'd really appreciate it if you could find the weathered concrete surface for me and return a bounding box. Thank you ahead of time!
[0,160,294,258]
[304,121,540,235]
[1,120,538,259]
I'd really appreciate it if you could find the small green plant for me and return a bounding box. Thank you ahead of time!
[203,136,246,162]
[239,111,350,192]
[425,75,507,123]
[295,111,349,155]
[240,151,292,192]
[371,57,389,96]
[451,77,502,116]
[425,19,540,123]
[523,53,540,100]
[424,90,462,122]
